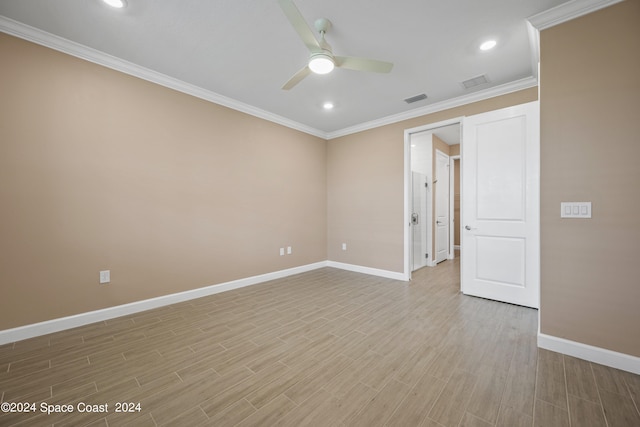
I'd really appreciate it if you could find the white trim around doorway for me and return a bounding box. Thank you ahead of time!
[403,117,463,280]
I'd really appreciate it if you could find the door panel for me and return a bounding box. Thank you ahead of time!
[461,101,539,308]
[435,150,450,264]
[476,236,525,286]
[476,117,526,220]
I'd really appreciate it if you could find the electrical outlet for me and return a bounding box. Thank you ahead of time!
[342,243,347,251]
[99,270,110,284]
[287,246,292,255]
[279,248,285,256]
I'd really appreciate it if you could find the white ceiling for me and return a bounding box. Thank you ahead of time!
[0,0,572,137]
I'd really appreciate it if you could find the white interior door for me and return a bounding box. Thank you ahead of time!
[435,150,450,264]
[461,101,539,308]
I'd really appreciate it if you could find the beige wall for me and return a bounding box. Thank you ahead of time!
[0,32,536,331]
[0,34,327,330]
[327,88,538,272]
[539,0,640,357]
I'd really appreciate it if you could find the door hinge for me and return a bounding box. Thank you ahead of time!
[425,253,429,259]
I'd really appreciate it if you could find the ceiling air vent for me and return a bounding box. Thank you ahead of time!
[404,93,428,104]
[461,74,490,89]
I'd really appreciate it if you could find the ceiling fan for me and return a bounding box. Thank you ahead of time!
[278,0,394,90]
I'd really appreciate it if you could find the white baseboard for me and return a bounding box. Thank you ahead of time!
[538,333,640,375]
[0,261,327,345]
[326,261,407,281]
[0,260,410,345]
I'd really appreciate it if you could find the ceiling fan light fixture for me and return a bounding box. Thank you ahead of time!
[308,53,335,74]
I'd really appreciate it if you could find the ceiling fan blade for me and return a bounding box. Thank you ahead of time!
[282,66,311,90]
[278,0,320,52]
[335,56,394,73]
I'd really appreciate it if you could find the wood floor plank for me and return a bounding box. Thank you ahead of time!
[234,394,297,427]
[323,350,383,398]
[319,382,379,425]
[622,370,640,414]
[206,398,255,427]
[533,399,569,427]
[245,365,310,409]
[421,418,448,427]
[360,352,409,391]
[459,412,493,427]
[275,389,334,427]
[564,355,600,403]
[385,373,445,427]
[500,354,537,416]
[428,369,478,427]
[344,379,411,427]
[199,362,289,418]
[567,394,607,427]
[591,363,633,397]
[1,263,638,427]
[393,343,439,386]
[423,343,467,382]
[535,348,568,409]
[465,365,508,424]
[135,373,214,422]
[117,413,156,427]
[599,388,640,427]
[283,353,352,404]
[496,406,533,427]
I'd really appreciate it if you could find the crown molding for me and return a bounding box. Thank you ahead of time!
[528,0,624,30]
[326,76,538,139]
[526,21,540,81]
[2,13,552,142]
[0,16,327,139]
[3,2,621,142]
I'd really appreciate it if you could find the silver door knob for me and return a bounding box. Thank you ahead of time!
[465,225,477,231]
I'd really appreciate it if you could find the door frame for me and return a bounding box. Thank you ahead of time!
[449,154,460,258]
[403,117,463,280]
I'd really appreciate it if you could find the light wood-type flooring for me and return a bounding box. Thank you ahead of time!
[1,257,639,426]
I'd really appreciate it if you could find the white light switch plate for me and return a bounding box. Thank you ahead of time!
[99,270,110,284]
[561,202,591,218]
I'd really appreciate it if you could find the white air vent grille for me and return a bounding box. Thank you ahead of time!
[461,74,490,89]
[404,93,428,104]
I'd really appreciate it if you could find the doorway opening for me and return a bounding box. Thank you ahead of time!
[404,118,462,280]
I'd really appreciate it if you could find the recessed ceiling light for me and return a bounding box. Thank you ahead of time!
[480,40,497,51]
[102,0,126,8]
[323,102,334,110]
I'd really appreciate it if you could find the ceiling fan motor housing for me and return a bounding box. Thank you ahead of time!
[314,18,332,34]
